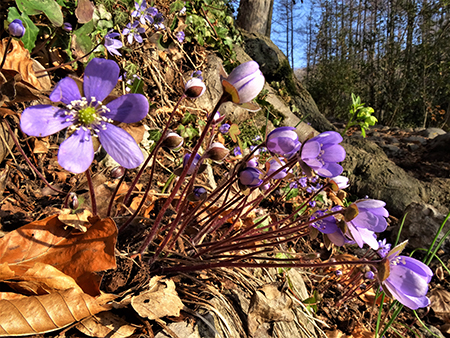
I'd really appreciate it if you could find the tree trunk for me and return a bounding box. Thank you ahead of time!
[236,0,274,37]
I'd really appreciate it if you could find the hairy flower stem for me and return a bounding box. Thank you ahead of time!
[138,93,230,257]
[85,169,97,216]
[121,94,186,208]
[0,37,12,72]
[155,258,379,275]
[5,119,65,195]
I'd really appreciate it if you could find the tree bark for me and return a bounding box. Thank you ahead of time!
[236,0,274,37]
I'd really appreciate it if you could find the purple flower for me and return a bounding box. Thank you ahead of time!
[192,186,207,200]
[267,159,288,180]
[301,131,346,177]
[233,146,242,156]
[131,1,154,25]
[191,70,203,80]
[153,13,165,30]
[239,167,263,187]
[183,153,201,175]
[309,200,316,207]
[123,21,145,44]
[223,61,265,104]
[219,123,230,134]
[377,239,391,258]
[184,77,206,98]
[179,6,186,15]
[381,243,432,309]
[247,158,258,168]
[9,19,25,38]
[346,199,389,249]
[309,209,346,246]
[266,127,301,158]
[104,31,123,56]
[365,271,375,280]
[20,58,149,174]
[63,22,72,32]
[175,31,185,43]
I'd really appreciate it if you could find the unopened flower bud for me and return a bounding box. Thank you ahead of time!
[206,142,229,162]
[183,153,201,175]
[239,167,263,187]
[335,270,342,276]
[9,19,25,38]
[163,132,184,151]
[185,77,206,98]
[63,22,72,32]
[111,166,125,179]
[247,158,258,168]
[193,186,207,200]
[69,193,79,210]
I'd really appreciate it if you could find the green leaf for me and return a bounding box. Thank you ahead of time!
[185,126,199,140]
[170,1,185,13]
[216,26,228,39]
[182,113,196,125]
[285,188,299,201]
[229,124,241,143]
[7,7,39,52]
[72,20,94,56]
[130,78,144,95]
[15,0,64,27]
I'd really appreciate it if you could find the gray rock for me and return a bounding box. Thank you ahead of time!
[403,135,426,144]
[343,138,428,217]
[420,127,446,139]
[382,136,399,144]
[391,203,449,253]
[408,143,421,151]
[380,144,403,156]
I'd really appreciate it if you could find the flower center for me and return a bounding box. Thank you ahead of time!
[65,96,113,138]
[78,106,97,125]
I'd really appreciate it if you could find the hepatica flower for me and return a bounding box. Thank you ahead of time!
[123,21,145,44]
[20,58,149,174]
[379,242,432,309]
[239,167,263,187]
[183,153,201,175]
[301,131,346,177]
[309,209,346,246]
[104,31,123,56]
[9,19,25,38]
[346,199,389,249]
[267,159,288,180]
[266,127,301,158]
[175,31,185,43]
[132,0,154,25]
[222,61,265,111]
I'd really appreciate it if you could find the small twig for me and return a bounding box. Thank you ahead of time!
[0,122,17,165]
[0,37,12,72]
[201,8,219,39]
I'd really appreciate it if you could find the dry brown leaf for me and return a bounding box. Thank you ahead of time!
[58,208,93,232]
[76,312,138,338]
[75,0,95,23]
[348,326,374,338]
[0,288,108,337]
[430,288,450,321]
[4,262,83,295]
[0,39,41,89]
[0,215,117,296]
[131,276,184,320]
[0,262,14,280]
[33,138,49,154]
[120,123,146,144]
[0,292,27,300]
[325,329,346,338]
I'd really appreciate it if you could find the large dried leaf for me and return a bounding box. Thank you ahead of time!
[75,0,95,23]
[430,288,450,321]
[0,215,117,296]
[4,262,83,295]
[76,312,137,338]
[0,39,41,89]
[0,288,108,337]
[131,276,184,320]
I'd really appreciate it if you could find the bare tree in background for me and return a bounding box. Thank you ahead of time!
[236,0,274,37]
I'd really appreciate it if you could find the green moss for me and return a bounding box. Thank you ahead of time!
[275,59,298,96]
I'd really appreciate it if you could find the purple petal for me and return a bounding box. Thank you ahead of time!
[383,280,430,310]
[49,78,81,104]
[58,129,94,173]
[98,124,144,169]
[83,58,119,102]
[135,34,143,43]
[21,106,73,137]
[388,264,429,297]
[322,144,346,162]
[316,163,343,177]
[353,210,386,232]
[357,227,379,249]
[347,222,364,248]
[327,230,346,246]
[312,131,343,144]
[105,94,149,123]
[402,257,433,283]
[127,34,133,44]
[356,199,386,209]
[301,141,321,159]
